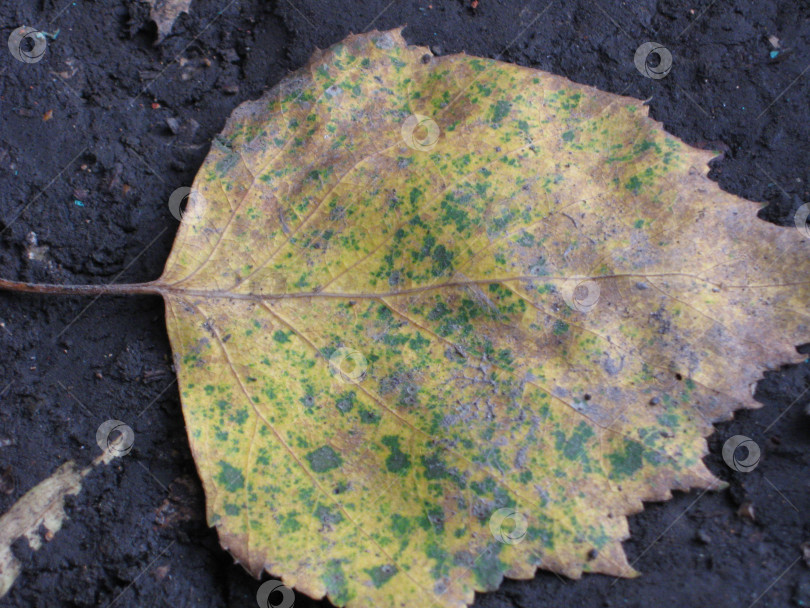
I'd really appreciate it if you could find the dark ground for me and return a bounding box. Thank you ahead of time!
[0,1,808,607]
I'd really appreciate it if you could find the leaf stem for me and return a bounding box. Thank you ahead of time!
[0,277,162,296]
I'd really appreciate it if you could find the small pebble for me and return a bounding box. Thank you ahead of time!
[222,48,240,63]
[737,501,755,521]
[166,117,181,134]
[801,540,810,567]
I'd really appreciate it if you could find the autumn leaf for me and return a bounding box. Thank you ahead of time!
[2,28,808,608]
[0,443,123,597]
[152,28,810,606]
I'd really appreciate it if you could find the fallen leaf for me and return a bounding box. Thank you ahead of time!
[152,29,809,606]
[1,28,808,608]
[0,448,120,597]
[145,0,192,44]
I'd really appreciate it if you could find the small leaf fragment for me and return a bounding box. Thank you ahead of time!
[145,0,192,44]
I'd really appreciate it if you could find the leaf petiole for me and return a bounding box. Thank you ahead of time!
[0,277,161,296]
